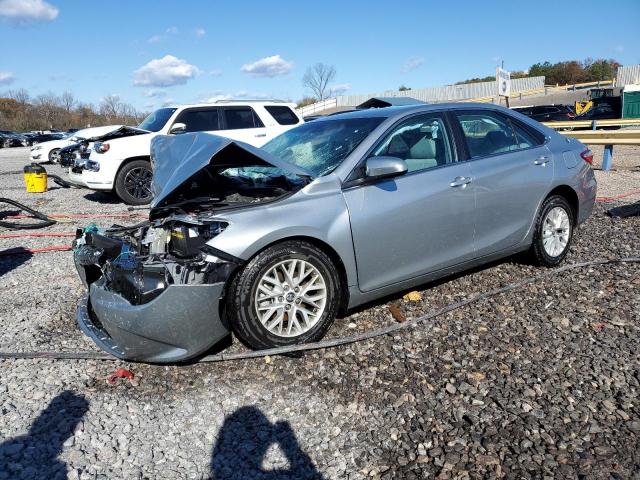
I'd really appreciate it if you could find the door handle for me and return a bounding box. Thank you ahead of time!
[254,133,267,138]
[534,156,549,166]
[449,176,472,188]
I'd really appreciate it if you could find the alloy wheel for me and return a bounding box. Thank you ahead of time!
[254,259,327,338]
[542,206,570,257]
[123,167,153,200]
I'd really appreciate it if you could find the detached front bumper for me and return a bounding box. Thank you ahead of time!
[77,279,229,363]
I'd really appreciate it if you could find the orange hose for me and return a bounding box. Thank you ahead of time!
[6,213,146,219]
[596,188,640,202]
[0,233,76,239]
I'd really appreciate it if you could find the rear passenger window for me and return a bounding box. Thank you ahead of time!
[373,114,454,173]
[264,106,299,125]
[174,108,220,132]
[455,111,545,158]
[223,107,265,129]
[510,119,543,149]
[455,111,518,158]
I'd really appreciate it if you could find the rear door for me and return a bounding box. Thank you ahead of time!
[220,106,269,146]
[452,109,553,256]
[343,112,476,292]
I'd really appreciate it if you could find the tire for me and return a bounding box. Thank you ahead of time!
[114,159,153,205]
[529,195,574,267]
[48,148,61,163]
[227,240,341,350]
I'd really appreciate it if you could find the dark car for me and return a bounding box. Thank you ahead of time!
[577,103,618,121]
[24,132,65,145]
[0,131,30,148]
[511,105,576,123]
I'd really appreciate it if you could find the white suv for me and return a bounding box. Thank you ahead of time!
[68,101,302,205]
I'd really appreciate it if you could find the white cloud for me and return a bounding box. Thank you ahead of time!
[133,55,200,87]
[329,82,351,96]
[241,54,293,78]
[143,89,167,98]
[0,71,15,85]
[0,0,58,25]
[161,98,174,107]
[210,69,223,77]
[148,26,179,44]
[195,27,206,38]
[401,56,425,73]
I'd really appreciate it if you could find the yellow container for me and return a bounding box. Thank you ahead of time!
[24,163,48,193]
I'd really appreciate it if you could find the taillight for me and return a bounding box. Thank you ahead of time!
[580,149,593,165]
[566,112,575,118]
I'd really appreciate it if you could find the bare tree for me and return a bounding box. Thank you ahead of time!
[60,91,76,113]
[34,92,61,129]
[302,63,336,101]
[99,95,122,121]
[7,88,30,105]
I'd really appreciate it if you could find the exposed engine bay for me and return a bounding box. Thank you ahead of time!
[74,165,306,306]
[74,216,236,306]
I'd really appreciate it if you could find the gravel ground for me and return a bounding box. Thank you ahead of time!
[0,147,639,479]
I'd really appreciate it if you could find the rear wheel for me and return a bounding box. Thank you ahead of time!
[529,195,574,267]
[49,148,61,163]
[114,159,153,205]
[227,240,341,350]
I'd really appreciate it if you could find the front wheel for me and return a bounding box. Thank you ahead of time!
[529,195,574,267]
[114,159,153,205]
[49,148,61,163]
[227,240,341,350]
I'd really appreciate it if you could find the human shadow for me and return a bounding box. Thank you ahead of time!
[0,391,89,479]
[210,406,323,480]
[0,247,33,276]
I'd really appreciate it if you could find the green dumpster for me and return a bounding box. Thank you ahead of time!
[622,85,640,119]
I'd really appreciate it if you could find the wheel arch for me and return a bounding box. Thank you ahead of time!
[114,155,151,183]
[234,235,351,315]
[546,185,579,224]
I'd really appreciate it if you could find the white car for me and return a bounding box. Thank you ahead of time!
[68,101,303,205]
[30,125,122,164]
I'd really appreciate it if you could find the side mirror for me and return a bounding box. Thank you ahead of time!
[365,156,408,180]
[169,122,186,135]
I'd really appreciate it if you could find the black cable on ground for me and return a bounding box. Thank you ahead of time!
[0,256,637,363]
[48,174,72,188]
[0,198,57,229]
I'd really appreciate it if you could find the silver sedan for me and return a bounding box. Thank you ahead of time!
[74,103,596,362]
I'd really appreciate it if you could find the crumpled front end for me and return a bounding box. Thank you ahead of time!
[74,217,239,363]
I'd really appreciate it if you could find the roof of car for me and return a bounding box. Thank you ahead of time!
[317,102,511,121]
[165,100,297,109]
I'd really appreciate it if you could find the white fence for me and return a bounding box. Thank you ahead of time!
[298,76,545,117]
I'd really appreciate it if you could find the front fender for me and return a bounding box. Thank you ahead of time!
[208,185,358,287]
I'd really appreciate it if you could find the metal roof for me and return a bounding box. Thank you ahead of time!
[357,96,427,109]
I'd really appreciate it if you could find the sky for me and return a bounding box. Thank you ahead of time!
[0,0,638,112]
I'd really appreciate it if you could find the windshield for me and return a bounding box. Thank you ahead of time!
[261,116,385,176]
[138,108,177,132]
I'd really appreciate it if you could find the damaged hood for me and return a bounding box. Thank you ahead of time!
[150,132,313,212]
[88,125,150,142]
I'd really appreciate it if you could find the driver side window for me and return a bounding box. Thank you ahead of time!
[373,114,454,173]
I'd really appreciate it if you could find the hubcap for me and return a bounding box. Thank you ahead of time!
[50,150,60,163]
[542,207,570,257]
[124,167,153,199]
[254,259,327,338]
